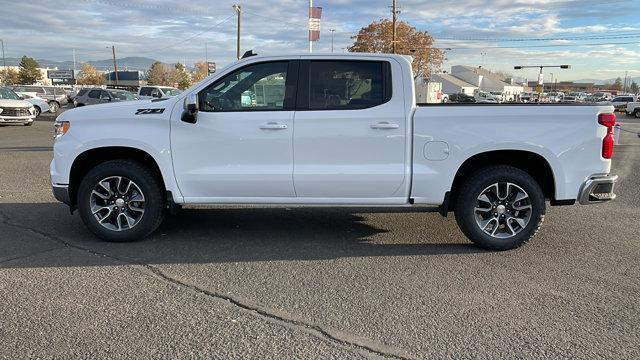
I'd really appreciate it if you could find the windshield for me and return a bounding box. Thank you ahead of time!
[0,87,21,100]
[163,88,182,96]
[108,90,136,100]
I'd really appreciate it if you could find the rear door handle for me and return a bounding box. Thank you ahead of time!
[260,122,288,130]
[370,122,399,129]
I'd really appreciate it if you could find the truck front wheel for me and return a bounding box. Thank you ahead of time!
[77,160,165,242]
[454,166,545,250]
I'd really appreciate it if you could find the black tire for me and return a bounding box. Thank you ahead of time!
[454,165,545,251]
[34,106,41,117]
[24,122,33,126]
[77,160,165,242]
[635,109,640,119]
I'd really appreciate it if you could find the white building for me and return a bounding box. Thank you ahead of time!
[450,65,524,101]
[430,73,478,96]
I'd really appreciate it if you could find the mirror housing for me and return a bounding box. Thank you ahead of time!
[181,93,198,124]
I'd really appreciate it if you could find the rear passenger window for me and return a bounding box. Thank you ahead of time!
[307,61,390,110]
[88,90,101,99]
[139,87,151,96]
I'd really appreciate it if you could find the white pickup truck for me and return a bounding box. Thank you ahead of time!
[51,53,618,250]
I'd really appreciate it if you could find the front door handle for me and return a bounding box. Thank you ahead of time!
[370,122,399,129]
[260,122,288,130]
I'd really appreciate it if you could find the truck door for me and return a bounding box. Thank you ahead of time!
[292,59,407,201]
[171,60,298,201]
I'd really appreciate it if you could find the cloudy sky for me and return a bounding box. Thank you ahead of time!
[1,0,639,81]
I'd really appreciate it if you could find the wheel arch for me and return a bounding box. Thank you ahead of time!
[68,147,166,206]
[448,150,557,211]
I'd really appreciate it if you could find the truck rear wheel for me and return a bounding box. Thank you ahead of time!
[454,166,545,250]
[77,160,165,242]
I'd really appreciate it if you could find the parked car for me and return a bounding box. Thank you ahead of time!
[626,101,640,118]
[17,92,50,117]
[74,88,139,107]
[51,53,618,251]
[448,93,475,103]
[562,96,578,103]
[474,91,500,103]
[547,92,564,103]
[138,86,182,99]
[10,85,68,112]
[608,95,636,112]
[0,87,36,125]
[589,92,613,102]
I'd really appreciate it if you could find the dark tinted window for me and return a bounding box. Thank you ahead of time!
[308,61,387,110]
[88,90,101,99]
[199,61,289,112]
[139,87,152,96]
[77,89,89,97]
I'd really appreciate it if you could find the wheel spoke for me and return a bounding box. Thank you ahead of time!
[513,204,532,211]
[91,190,109,200]
[511,216,527,228]
[506,219,517,235]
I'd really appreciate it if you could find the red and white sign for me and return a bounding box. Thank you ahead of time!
[309,7,322,42]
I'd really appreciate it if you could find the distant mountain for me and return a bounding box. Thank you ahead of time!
[2,56,164,71]
[572,77,640,85]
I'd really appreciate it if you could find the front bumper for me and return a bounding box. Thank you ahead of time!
[52,185,71,205]
[578,174,618,205]
[0,116,34,124]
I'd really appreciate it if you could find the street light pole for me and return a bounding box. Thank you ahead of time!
[233,5,241,60]
[391,0,397,54]
[514,64,571,95]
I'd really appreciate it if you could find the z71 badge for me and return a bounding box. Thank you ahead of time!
[135,108,165,115]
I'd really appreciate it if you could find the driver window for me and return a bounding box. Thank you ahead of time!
[199,61,288,112]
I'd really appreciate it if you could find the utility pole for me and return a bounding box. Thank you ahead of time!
[330,29,335,53]
[233,5,241,59]
[205,43,208,65]
[391,0,397,54]
[110,45,119,86]
[73,48,77,85]
[0,39,6,85]
[549,72,554,92]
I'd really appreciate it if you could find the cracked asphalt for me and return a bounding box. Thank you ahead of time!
[1,112,639,359]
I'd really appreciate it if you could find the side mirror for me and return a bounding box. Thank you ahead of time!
[181,93,198,124]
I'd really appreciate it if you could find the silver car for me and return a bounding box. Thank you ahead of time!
[74,88,139,107]
[10,85,68,112]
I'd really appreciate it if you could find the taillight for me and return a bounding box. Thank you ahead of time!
[598,113,616,159]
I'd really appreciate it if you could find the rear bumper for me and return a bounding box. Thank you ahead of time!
[578,174,618,205]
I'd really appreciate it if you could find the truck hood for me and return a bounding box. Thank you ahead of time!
[58,98,178,122]
[0,99,33,108]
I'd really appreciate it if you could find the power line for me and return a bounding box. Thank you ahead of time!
[135,14,235,54]
[81,0,225,16]
[434,33,640,42]
[440,40,640,50]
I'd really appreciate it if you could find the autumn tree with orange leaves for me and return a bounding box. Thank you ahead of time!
[349,19,444,78]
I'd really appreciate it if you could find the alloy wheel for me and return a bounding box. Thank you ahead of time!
[474,182,532,239]
[90,176,145,231]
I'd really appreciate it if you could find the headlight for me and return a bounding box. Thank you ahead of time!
[54,121,70,138]
[29,106,35,115]
[0,107,3,114]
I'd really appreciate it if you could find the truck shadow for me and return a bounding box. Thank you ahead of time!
[0,203,485,269]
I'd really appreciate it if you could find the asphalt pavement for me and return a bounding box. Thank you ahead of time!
[1,110,639,359]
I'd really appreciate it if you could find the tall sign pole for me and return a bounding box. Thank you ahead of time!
[308,1,322,53]
[309,0,313,53]
[0,39,6,85]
